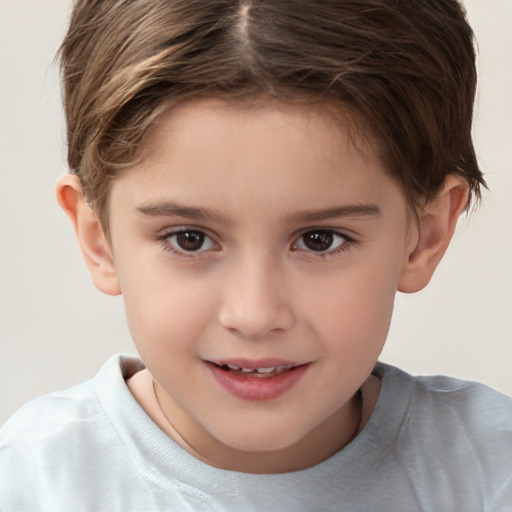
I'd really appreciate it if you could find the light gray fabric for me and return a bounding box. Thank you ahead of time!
[1,354,511,512]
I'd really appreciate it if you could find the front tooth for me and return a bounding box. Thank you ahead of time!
[227,364,241,371]
[255,367,276,374]
[241,368,253,373]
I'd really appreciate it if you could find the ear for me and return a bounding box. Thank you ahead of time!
[56,174,121,296]
[398,174,469,293]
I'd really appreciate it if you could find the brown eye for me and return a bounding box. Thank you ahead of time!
[175,231,204,251]
[167,230,218,252]
[161,228,218,256]
[295,230,347,253]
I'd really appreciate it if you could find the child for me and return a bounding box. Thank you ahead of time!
[1,0,511,510]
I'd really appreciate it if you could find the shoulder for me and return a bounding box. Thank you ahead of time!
[406,368,512,432]
[378,362,512,444]
[0,379,97,445]
[376,362,512,421]
[0,355,131,440]
[412,370,512,467]
[0,354,145,448]
[0,376,99,508]
[374,363,512,509]
[0,355,144,510]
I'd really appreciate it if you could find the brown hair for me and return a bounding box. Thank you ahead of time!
[59,0,484,223]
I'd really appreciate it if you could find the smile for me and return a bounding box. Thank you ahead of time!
[205,361,310,401]
[217,363,295,377]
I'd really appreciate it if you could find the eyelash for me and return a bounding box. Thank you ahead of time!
[156,228,219,259]
[291,229,354,259]
[156,227,355,259]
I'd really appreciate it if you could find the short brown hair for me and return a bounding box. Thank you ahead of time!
[59,0,484,223]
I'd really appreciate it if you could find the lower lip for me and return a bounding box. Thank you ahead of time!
[206,363,309,401]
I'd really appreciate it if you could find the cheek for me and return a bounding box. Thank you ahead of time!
[116,258,213,353]
[304,262,399,354]
[323,286,394,343]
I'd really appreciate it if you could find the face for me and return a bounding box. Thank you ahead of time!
[106,99,418,471]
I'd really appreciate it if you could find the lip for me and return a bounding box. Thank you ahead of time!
[205,360,310,401]
[207,358,300,369]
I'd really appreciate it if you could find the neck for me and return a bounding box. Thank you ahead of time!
[127,368,379,474]
[153,378,371,474]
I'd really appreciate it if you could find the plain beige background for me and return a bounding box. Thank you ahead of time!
[1,0,511,425]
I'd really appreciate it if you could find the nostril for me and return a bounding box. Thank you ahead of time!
[218,303,295,339]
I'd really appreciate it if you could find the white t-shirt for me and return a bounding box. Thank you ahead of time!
[1,355,511,511]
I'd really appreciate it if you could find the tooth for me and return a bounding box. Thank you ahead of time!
[221,364,294,374]
[255,367,276,374]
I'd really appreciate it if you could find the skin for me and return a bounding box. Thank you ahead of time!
[57,98,468,473]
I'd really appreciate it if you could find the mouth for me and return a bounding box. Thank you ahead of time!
[205,360,310,401]
[212,362,298,378]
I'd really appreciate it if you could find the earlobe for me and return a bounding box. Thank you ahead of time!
[398,175,469,293]
[56,174,121,296]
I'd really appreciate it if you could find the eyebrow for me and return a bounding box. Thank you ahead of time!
[136,201,381,223]
[137,202,227,222]
[293,204,381,222]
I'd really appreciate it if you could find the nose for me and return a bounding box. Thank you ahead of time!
[218,253,295,339]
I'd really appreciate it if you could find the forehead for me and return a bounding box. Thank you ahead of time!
[140,97,384,174]
[109,97,406,221]
[154,96,378,145]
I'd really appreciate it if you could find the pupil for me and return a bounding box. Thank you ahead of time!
[176,231,204,251]
[304,231,333,252]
